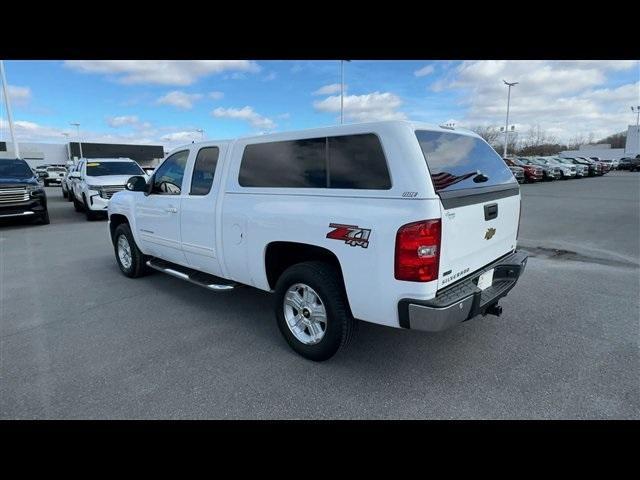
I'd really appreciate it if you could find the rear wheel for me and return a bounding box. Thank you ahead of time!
[62,187,68,199]
[113,223,149,278]
[274,261,356,361]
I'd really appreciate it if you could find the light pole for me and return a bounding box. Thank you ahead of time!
[0,60,21,159]
[196,128,204,140]
[61,132,71,161]
[340,60,351,125]
[70,122,83,160]
[502,80,519,157]
[632,106,640,155]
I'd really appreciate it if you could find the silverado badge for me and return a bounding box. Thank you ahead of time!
[485,227,496,240]
[326,223,371,248]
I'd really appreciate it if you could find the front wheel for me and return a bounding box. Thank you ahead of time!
[38,209,50,225]
[274,261,356,361]
[113,223,149,278]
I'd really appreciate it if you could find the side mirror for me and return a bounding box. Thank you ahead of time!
[126,175,148,192]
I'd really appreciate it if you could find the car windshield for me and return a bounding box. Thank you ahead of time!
[86,161,144,176]
[47,167,66,172]
[0,159,34,178]
[415,130,516,193]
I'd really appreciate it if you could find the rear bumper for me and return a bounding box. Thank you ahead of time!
[398,250,528,332]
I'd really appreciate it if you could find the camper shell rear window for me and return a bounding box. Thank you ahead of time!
[415,130,516,194]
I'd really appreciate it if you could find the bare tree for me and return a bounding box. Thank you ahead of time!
[471,125,501,145]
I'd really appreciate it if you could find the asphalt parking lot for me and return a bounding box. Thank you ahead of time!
[1,172,638,419]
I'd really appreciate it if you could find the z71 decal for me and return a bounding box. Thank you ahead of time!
[326,223,371,249]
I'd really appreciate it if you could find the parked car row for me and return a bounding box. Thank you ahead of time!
[502,154,620,183]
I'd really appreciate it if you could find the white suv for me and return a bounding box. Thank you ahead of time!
[108,121,528,360]
[69,158,147,220]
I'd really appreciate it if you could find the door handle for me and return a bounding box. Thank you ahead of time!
[166,207,178,213]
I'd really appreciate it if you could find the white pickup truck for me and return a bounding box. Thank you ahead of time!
[108,121,528,361]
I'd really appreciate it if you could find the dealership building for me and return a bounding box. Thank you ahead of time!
[0,141,165,168]
[559,124,640,160]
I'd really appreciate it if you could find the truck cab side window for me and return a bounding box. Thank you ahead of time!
[190,147,219,195]
[152,150,189,195]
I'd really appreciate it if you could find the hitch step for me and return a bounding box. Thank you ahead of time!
[146,259,236,291]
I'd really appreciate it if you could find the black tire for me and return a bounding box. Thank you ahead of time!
[62,188,68,199]
[274,261,356,361]
[84,195,99,221]
[44,180,49,187]
[113,223,149,278]
[39,209,50,225]
[67,189,74,202]
[73,195,83,212]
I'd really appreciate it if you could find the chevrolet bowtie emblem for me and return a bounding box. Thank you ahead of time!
[485,227,496,240]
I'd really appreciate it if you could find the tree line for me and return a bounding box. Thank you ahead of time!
[470,125,627,157]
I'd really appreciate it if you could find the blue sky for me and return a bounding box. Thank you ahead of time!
[1,60,638,150]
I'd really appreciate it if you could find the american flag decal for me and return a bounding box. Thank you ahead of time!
[431,171,478,191]
[326,223,371,249]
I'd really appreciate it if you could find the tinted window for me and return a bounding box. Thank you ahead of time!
[0,159,33,178]
[415,130,516,193]
[239,134,390,189]
[239,138,326,188]
[328,134,390,189]
[86,161,144,176]
[152,150,189,194]
[190,147,219,195]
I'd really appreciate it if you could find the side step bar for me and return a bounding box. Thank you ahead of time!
[146,259,236,291]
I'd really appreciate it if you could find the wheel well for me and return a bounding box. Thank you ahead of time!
[109,214,129,241]
[265,242,343,290]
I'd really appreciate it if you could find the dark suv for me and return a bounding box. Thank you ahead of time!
[0,158,50,224]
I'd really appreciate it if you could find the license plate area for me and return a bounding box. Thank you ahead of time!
[477,268,494,291]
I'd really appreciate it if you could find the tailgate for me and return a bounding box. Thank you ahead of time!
[438,192,520,289]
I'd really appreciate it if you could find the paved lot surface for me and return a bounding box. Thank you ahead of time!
[1,172,638,419]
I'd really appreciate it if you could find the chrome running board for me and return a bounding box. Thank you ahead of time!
[146,259,236,291]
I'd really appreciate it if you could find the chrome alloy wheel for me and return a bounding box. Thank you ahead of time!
[117,234,133,270]
[283,283,327,345]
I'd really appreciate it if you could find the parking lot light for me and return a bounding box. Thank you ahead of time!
[503,80,519,158]
[70,122,83,159]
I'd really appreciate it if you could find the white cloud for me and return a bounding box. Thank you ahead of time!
[156,91,203,109]
[313,91,407,122]
[4,85,31,106]
[439,60,640,141]
[107,115,139,128]
[209,91,224,100]
[263,72,277,81]
[212,106,276,130]
[64,60,260,86]
[414,65,435,77]
[160,131,200,143]
[313,83,343,96]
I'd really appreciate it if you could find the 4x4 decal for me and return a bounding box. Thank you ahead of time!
[326,223,371,249]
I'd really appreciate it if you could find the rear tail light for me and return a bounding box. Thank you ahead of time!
[395,219,441,282]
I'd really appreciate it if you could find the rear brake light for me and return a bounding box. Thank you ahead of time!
[395,219,441,282]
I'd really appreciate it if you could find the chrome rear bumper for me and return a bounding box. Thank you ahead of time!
[399,250,528,332]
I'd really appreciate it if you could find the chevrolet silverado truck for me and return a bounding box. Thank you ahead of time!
[108,121,528,361]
